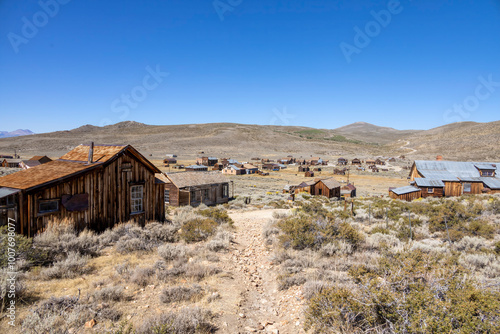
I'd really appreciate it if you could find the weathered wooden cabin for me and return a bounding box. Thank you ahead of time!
[338,158,348,165]
[413,178,444,198]
[222,165,243,175]
[30,155,52,164]
[196,157,218,167]
[389,186,422,201]
[375,158,386,166]
[162,172,231,207]
[408,161,500,197]
[185,165,208,172]
[313,178,341,198]
[163,157,177,166]
[0,144,165,236]
[305,171,315,177]
[341,183,356,198]
[351,158,361,165]
[298,166,310,172]
[1,159,22,168]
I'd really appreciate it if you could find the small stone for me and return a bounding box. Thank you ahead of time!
[126,315,132,320]
[296,321,300,326]
[84,319,96,328]
[239,313,246,318]
[244,326,257,332]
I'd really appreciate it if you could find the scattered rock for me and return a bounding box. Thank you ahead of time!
[84,319,96,328]
[239,313,246,318]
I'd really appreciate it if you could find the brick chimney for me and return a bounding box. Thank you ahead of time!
[88,142,94,164]
[436,155,443,161]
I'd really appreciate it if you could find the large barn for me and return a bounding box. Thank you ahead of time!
[0,144,165,236]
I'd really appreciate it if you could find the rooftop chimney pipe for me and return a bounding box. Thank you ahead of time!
[88,142,94,164]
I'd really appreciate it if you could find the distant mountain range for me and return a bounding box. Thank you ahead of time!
[0,121,499,161]
[0,129,34,138]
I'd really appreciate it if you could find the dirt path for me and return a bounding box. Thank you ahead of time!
[216,209,305,334]
[400,140,417,154]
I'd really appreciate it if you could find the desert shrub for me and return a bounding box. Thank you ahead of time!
[278,273,307,290]
[130,267,156,287]
[116,236,151,254]
[364,232,400,250]
[277,213,339,250]
[160,284,203,303]
[305,249,500,333]
[303,280,330,300]
[0,226,46,269]
[466,219,495,239]
[105,222,178,253]
[455,236,486,252]
[320,241,353,256]
[338,222,364,248]
[0,268,26,311]
[207,228,233,252]
[495,240,500,255]
[40,252,92,280]
[93,285,125,302]
[197,207,233,226]
[180,218,218,243]
[158,244,188,262]
[184,264,220,280]
[100,307,122,322]
[115,261,134,279]
[136,307,217,334]
[32,221,101,265]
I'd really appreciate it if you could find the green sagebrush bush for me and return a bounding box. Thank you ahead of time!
[305,249,500,334]
[180,218,219,243]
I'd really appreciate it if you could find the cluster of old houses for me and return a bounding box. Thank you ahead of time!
[390,160,500,201]
[284,178,357,199]
[1,155,53,169]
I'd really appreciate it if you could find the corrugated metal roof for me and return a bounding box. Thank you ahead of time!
[458,177,483,182]
[414,178,445,187]
[0,187,20,199]
[391,186,421,195]
[481,177,500,189]
[165,172,229,188]
[186,165,207,169]
[415,161,500,179]
[474,163,497,170]
[419,170,459,182]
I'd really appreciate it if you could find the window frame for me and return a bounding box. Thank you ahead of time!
[427,187,434,194]
[463,183,472,193]
[130,185,144,214]
[222,184,229,198]
[38,199,59,215]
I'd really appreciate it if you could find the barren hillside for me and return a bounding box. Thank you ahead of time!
[0,121,499,161]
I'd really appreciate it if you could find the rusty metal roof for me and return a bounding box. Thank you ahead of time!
[165,172,229,188]
[0,160,102,190]
[29,155,50,161]
[60,144,126,162]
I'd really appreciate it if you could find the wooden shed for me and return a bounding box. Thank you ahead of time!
[338,158,348,165]
[0,144,165,236]
[1,159,22,168]
[298,166,310,172]
[389,186,422,201]
[313,178,341,199]
[305,171,315,177]
[185,165,208,172]
[351,158,361,165]
[29,155,52,164]
[162,172,231,207]
[163,157,177,166]
[341,183,356,198]
[414,178,444,198]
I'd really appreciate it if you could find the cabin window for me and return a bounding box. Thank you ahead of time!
[463,183,472,193]
[39,200,59,214]
[222,184,229,198]
[202,189,209,200]
[130,185,144,213]
[427,188,434,194]
[164,189,170,204]
[481,170,494,177]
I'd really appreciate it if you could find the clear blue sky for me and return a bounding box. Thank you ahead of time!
[1,0,499,133]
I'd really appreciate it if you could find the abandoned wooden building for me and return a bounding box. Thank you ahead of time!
[0,144,165,236]
[298,166,310,172]
[163,157,177,166]
[351,158,361,165]
[389,186,422,201]
[1,158,22,168]
[293,178,341,199]
[161,172,231,207]
[338,158,348,165]
[196,157,218,167]
[409,161,500,196]
[19,155,53,170]
[185,164,208,172]
[341,183,357,198]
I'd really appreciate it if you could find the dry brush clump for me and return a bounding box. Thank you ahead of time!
[134,307,217,334]
[160,284,204,304]
[40,251,93,280]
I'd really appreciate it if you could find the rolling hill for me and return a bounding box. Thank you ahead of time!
[0,121,498,161]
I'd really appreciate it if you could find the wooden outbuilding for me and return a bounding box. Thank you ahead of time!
[163,157,177,166]
[29,155,52,164]
[313,178,341,198]
[338,158,348,165]
[375,158,386,166]
[0,144,165,236]
[413,178,444,198]
[162,172,230,207]
[1,159,22,168]
[298,166,310,172]
[351,158,361,165]
[341,184,356,198]
[389,186,422,201]
[305,171,315,177]
[185,165,208,172]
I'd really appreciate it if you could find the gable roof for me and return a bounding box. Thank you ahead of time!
[20,160,41,168]
[165,172,229,188]
[414,178,445,187]
[0,160,102,190]
[318,178,341,189]
[60,144,160,173]
[29,155,51,162]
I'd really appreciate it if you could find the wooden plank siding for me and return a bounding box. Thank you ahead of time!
[389,190,422,201]
[420,187,444,198]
